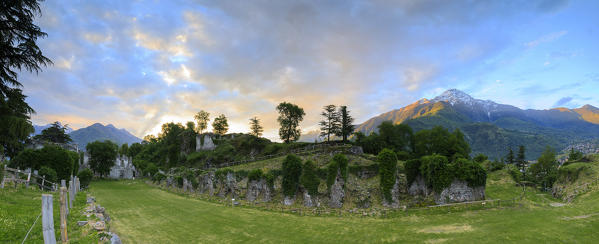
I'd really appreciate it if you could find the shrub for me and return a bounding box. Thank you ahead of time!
[38,166,57,184]
[395,151,411,161]
[326,154,348,188]
[248,168,264,181]
[264,170,276,188]
[77,168,93,188]
[39,146,74,181]
[452,158,487,188]
[420,154,452,192]
[144,163,158,177]
[404,159,421,185]
[175,175,184,187]
[300,160,320,196]
[557,163,590,183]
[10,149,41,170]
[506,164,522,183]
[152,172,166,182]
[378,149,398,202]
[281,154,303,197]
[473,154,488,163]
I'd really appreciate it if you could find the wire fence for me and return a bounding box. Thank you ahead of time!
[21,211,41,244]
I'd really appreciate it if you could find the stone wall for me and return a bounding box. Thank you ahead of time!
[196,134,216,151]
[408,176,485,204]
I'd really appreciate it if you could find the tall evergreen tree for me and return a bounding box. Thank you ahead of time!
[319,105,340,142]
[1,0,52,158]
[33,121,72,143]
[276,102,305,143]
[249,117,263,137]
[194,110,210,134]
[337,105,354,142]
[506,148,515,164]
[212,114,229,136]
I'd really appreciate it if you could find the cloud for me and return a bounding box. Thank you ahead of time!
[525,30,568,47]
[553,97,573,107]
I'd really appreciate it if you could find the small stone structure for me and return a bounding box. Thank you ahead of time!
[81,154,136,179]
[329,169,346,208]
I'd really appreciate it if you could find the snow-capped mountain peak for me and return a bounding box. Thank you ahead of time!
[432,89,475,106]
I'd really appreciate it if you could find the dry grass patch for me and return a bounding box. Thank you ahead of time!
[418,224,473,234]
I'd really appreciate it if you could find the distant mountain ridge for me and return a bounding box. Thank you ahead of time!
[32,122,73,135]
[68,123,142,149]
[356,89,599,160]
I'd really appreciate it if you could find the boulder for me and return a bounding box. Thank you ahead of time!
[217,172,237,198]
[408,175,430,196]
[382,174,405,208]
[328,169,345,208]
[302,190,315,207]
[246,179,270,202]
[198,171,215,195]
[283,195,295,206]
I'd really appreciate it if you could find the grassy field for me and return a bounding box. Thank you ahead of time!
[90,174,599,243]
[0,186,99,243]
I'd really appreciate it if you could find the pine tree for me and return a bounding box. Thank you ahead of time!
[319,105,341,142]
[506,148,515,164]
[249,117,263,137]
[336,105,354,142]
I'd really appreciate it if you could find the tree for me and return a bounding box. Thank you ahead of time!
[212,114,229,136]
[337,105,354,142]
[38,145,73,181]
[281,154,303,197]
[158,122,185,168]
[1,0,52,158]
[120,143,129,157]
[77,168,93,188]
[194,110,210,134]
[33,121,72,143]
[506,147,515,164]
[517,145,526,173]
[473,153,488,163]
[180,121,197,154]
[528,147,558,190]
[276,102,305,143]
[448,129,470,160]
[568,148,583,162]
[86,140,118,177]
[300,160,319,196]
[128,142,143,158]
[378,148,398,202]
[249,117,263,137]
[319,105,340,142]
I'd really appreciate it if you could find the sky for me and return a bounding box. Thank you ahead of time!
[19,0,599,140]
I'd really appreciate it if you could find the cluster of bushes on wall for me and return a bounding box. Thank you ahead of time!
[326,154,348,189]
[406,154,486,192]
[378,149,398,202]
[10,145,79,181]
[300,160,319,196]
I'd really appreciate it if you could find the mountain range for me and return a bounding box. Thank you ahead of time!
[33,122,142,150]
[356,89,599,160]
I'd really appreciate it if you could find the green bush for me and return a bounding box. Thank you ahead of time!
[395,151,411,161]
[326,154,348,188]
[557,163,590,183]
[152,172,166,182]
[248,169,264,181]
[38,166,57,184]
[506,164,522,183]
[39,146,74,181]
[10,149,40,170]
[77,168,93,188]
[473,154,488,163]
[378,149,398,202]
[281,154,303,197]
[175,175,184,187]
[300,160,320,196]
[420,154,452,192]
[404,159,421,185]
[264,170,276,188]
[144,163,158,177]
[452,158,487,187]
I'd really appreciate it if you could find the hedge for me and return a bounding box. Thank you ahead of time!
[282,154,303,197]
[300,160,319,196]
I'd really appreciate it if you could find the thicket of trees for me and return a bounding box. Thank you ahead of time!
[86,140,118,177]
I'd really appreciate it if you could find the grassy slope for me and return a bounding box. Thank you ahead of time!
[227,154,376,171]
[90,173,599,243]
[0,186,98,243]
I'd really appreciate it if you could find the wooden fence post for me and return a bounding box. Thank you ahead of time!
[60,187,68,243]
[26,172,31,187]
[41,194,57,244]
[41,175,46,190]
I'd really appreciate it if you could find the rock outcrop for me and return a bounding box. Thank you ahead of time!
[302,189,316,207]
[408,175,430,196]
[198,172,215,195]
[435,180,485,204]
[196,134,216,151]
[246,179,271,202]
[217,172,237,198]
[382,173,406,208]
[329,169,346,208]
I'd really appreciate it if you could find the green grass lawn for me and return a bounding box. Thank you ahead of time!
[0,185,99,243]
[90,179,599,243]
